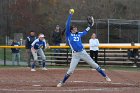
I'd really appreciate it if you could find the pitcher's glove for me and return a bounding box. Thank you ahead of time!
[87,16,94,27]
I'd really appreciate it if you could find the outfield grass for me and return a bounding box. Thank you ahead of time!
[0,48,35,61]
[0,65,139,72]
[0,48,19,61]
[105,65,140,71]
[0,48,53,62]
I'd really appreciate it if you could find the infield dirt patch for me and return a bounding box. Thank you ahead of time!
[0,67,140,93]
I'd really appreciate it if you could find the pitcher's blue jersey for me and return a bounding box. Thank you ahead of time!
[66,14,90,52]
[31,38,46,49]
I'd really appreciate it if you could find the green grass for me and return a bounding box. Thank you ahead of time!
[0,48,17,61]
[0,48,55,62]
[0,65,25,68]
[0,48,34,61]
[0,49,4,60]
[0,65,68,69]
[104,65,140,71]
[0,64,139,72]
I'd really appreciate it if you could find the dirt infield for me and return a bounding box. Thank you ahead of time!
[0,67,140,93]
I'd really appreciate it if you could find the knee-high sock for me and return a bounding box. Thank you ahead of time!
[32,62,35,69]
[42,61,46,67]
[96,67,106,77]
[62,74,70,83]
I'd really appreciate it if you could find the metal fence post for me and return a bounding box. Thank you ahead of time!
[4,48,6,66]
[104,48,106,66]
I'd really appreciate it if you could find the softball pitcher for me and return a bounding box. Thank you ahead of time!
[31,33,48,71]
[57,9,111,87]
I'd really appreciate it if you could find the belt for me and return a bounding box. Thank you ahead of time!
[73,49,84,53]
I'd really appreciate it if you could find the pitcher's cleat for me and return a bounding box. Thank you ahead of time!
[31,69,36,71]
[105,76,111,82]
[42,67,48,70]
[57,81,64,87]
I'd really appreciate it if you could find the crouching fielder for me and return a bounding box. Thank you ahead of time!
[31,33,49,71]
[57,9,111,87]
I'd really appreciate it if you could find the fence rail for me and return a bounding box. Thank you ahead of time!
[0,45,140,49]
[0,45,140,66]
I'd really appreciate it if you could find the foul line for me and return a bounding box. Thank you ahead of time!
[0,87,135,92]
[47,68,105,70]
[0,81,138,92]
[70,81,136,86]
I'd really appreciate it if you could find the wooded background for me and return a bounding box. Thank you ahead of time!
[0,0,140,45]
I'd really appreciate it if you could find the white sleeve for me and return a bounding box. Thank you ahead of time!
[97,39,100,46]
[31,39,38,47]
[89,39,94,47]
[89,39,100,47]
[95,39,100,47]
[85,27,90,31]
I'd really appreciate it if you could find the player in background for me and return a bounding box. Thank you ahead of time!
[11,39,20,66]
[31,33,49,71]
[57,9,111,87]
[25,31,37,67]
[89,33,99,64]
[52,25,62,52]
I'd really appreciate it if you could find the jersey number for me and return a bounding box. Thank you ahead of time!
[73,37,79,41]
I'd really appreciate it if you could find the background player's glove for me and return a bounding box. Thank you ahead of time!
[87,16,94,27]
[39,45,44,49]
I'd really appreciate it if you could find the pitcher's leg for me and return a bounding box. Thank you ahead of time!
[60,54,80,84]
[80,50,111,81]
[80,50,99,69]
[66,56,80,75]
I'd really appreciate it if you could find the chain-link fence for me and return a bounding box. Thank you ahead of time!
[71,19,140,44]
[1,18,140,45]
